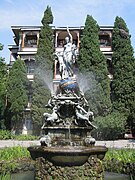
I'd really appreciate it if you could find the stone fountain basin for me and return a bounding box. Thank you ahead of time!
[28,145,107,166]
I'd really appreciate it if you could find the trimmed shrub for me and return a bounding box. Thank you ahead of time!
[92,112,127,140]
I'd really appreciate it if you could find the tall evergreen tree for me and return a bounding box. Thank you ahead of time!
[0,44,7,129]
[78,15,111,116]
[36,5,54,71]
[6,57,28,132]
[112,16,135,134]
[31,6,54,134]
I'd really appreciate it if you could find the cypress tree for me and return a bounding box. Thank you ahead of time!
[78,15,111,116]
[0,44,7,129]
[36,5,54,71]
[112,16,135,135]
[6,57,28,132]
[31,6,54,134]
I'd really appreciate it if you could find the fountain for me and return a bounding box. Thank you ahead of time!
[28,27,108,179]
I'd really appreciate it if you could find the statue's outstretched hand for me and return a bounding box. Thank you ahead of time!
[67,26,69,33]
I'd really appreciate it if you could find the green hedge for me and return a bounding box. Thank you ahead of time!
[103,148,135,177]
[0,146,30,161]
[0,130,15,140]
[0,130,39,140]
[92,112,127,140]
[0,146,31,176]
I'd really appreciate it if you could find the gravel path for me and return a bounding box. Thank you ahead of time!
[95,139,135,149]
[0,139,135,149]
[0,140,40,149]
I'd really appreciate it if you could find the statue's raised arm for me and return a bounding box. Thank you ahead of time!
[67,27,73,43]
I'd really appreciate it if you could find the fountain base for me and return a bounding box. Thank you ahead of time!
[34,156,104,179]
[28,145,107,166]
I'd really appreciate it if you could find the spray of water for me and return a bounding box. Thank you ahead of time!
[76,72,97,94]
[76,72,105,115]
[35,67,53,94]
[35,66,98,96]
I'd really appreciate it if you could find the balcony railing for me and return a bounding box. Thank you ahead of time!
[24,43,37,48]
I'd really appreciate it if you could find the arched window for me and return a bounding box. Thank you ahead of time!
[24,59,35,74]
[24,32,37,47]
[57,31,78,47]
[99,31,111,47]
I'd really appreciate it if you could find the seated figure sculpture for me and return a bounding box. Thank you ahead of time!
[75,104,96,128]
[42,106,59,127]
[43,90,96,129]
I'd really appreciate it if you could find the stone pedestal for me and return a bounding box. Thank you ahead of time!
[34,157,104,180]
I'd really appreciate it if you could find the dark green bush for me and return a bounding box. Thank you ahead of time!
[92,112,127,140]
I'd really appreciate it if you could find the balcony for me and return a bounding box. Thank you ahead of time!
[100,41,112,51]
[21,35,38,52]
[100,46,112,52]
[99,33,112,52]
[27,102,32,108]
[22,44,37,52]
[27,74,34,81]
[108,74,113,80]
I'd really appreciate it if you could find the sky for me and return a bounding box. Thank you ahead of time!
[0,0,135,63]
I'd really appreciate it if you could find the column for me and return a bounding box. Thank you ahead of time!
[19,32,22,51]
[10,51,12,63]
[37,33,39,46]
[22,32,25,48]
[55,32,58,48]
[77,32,80,49]
[54,60,57,79]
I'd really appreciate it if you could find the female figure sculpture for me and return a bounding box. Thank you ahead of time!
[63,27,76,77]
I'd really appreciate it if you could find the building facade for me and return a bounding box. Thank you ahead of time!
[8,25,113,134]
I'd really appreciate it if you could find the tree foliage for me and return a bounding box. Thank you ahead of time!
[6,57,28,130]
[78,15,111,116]
[0,44,7,129]
[31,6,54,134]
[36,5,54,72]
[31,77,51,134]
[112,16,135,128]
[93,112,127,140]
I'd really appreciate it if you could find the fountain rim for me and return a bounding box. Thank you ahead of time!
[41,126,93,130]
[28,145,108,154]
[27,145,108,166]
